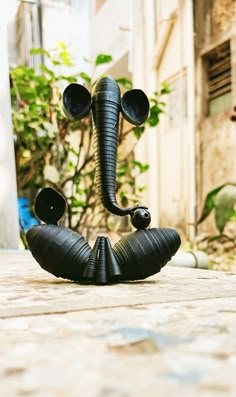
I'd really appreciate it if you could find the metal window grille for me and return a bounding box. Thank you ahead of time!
[207,41,231,101]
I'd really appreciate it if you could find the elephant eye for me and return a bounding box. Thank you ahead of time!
[62,83,92,120]
[121,89,150,125]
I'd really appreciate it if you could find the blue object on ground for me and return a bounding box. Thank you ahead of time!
[18,198,39,233]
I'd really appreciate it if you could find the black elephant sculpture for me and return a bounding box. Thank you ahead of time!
[26,77,181,285]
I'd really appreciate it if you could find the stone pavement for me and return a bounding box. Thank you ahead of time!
[0,250,236,397]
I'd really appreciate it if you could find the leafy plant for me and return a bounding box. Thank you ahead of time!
[10,44,168,243]
[197,183,236,244]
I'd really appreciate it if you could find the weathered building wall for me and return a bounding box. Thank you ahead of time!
[90,0,196,239]
[155,7,189,238]
[149,0,196,240]
[130,0,160,229]
[194,0,236,234]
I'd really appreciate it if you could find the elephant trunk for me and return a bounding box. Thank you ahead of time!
[92,77,132,216]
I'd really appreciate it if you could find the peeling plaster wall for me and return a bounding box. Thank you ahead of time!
[194,0,236,234]
[194,0,235,52]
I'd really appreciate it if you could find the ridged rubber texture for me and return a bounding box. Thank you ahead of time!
[26,226,123,285]
[26,224,91,282]
[26,225,181,284]
[113,227,181,280]
[92,77,133,216]
[26,225,181,285]
[82,236,122,285]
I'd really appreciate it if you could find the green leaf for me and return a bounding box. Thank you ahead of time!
[85,170,95,180]
[116,78,133,89]
[208,233,236,245]
[95,54,113,66]
[66,161,75,171]
[30,48,50,58]
[214,185,236,233]
[133,126,145,139]
[230,210,236,221]
[160,82,171,95]
[75,186,87,196]
[117,164,130,177]
[69,147,79,157]
[197,184,227,224]
[138,186,147,192]
[10,65,35,81]
[79,72,92,84]
[39,65,55,79]
[70,197,86,208]
[56,42,67,50]
[150,97,158,105]
[207,235,224,243]
[133,160,149,173]
[57,74,77,83]
[52,60,61,66]
[59,50,73,66]
[147,105,162,126]
[119,191,128,207]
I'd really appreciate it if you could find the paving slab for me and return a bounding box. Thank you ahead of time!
[0,251,236,397]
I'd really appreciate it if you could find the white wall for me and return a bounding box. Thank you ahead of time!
[131,0,160,228]
[155,1,195,239]
[7,0,92,75]
[131,0,196,239]
[0,15,20,248]
[91,0,132,79]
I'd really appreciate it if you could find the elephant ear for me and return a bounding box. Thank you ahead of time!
[62,83,92,120]
[121,89,150,125]
[35,187,66,225]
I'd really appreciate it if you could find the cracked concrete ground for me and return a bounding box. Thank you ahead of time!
[0,251,236,397]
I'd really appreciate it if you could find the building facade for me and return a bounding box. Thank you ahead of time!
[91,0,195,240]
[91,0,236,240]
[3,0,235,247]
[194,0,236,234]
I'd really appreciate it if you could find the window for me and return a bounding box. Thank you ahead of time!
[204,41,231,116]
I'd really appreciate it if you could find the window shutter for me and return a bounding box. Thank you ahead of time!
[207,41,231,101]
